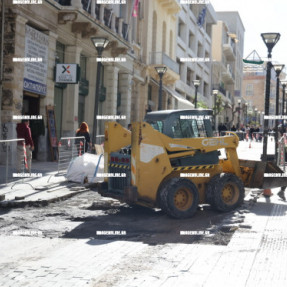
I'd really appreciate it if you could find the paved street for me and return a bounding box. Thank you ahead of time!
[0,139,287,287]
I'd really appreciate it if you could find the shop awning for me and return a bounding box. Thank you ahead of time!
[163,86,194,109]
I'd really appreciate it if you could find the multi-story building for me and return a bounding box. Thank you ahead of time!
[242,68,284,127]
[0,0,145,161]
[140,0,195,112]
[175,2,217,108]
[211,11,245,128]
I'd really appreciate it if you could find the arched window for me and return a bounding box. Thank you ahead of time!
[169,30,173,57]
[162,22,166,53]
[152,11,157,52]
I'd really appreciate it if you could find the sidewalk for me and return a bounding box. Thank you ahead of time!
[0,160,89,207]
[0,189,286,286]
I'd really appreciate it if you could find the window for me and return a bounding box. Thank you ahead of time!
[178,19,185,39]
[149,121,163,133]
[197,41,203,58]
[171,119,208,138]
[188,31,194,50]
[186,68,192,86]
[177,58,184,81]
[169,30,173,56]
[56,41,65,63]
[80,55,87,80]
[162,22,166,53]
[246,84,253,97]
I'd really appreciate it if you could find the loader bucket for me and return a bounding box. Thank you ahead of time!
[239,160,287,189]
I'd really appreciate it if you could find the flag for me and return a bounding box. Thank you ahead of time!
[132,0,140,18]
[197,6,207,28]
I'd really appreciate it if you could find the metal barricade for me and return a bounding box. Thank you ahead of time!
[96,135,105,145]
[57,136,86,175]
[252,132,263,142]
[220,131,246,141]
[0,138,26,186]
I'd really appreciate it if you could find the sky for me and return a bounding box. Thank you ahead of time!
[210,0,287,73]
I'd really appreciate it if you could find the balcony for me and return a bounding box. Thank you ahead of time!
[157,0,181,14]
[56,0,131,44]
[223,37,236,61]
[149,52,180,84]
[222,64,235,84]
[150,52,179,74]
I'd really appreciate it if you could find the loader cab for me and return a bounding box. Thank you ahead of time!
[144,109,218,166]
[144,109,214,139]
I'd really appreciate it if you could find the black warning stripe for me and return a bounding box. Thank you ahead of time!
[172,165,214,171]
[109,163,130,169]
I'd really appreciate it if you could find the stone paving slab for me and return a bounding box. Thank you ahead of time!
[0,193,287,287]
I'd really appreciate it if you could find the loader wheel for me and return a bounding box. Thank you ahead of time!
[159,178,199,219]
[206,173,245,212]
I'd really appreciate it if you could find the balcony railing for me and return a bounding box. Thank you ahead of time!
[150,52,179,74]
[55,0,130,42]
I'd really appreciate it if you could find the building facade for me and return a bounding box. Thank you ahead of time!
[0,0,146,162]
[212,11,245,129]
[242,69,284,128]
[175,2,217,109]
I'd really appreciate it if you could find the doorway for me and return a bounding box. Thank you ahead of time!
[23,94,42,159]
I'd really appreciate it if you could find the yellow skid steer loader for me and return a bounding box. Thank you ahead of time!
[98,109,284,218]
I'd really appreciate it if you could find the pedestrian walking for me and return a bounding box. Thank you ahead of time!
[16,119,34,173]
[75,122,91,153]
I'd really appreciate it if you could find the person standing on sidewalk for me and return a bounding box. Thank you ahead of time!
[16,119,34,173]
[75,122,92,153]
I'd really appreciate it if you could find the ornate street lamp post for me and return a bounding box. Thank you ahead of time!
[237,99,241,129]
[155,66,167,111]
[91,37,109,147]
[193,80,201,108]
[261,32,281,161]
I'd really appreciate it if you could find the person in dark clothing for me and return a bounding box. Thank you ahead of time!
[231,125,236,131]
[249,126,255,140]
[16,119,34,173]
[75,122,91,153]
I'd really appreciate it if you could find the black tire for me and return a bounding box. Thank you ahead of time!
[159,178,199,219]
[206,173,245,212]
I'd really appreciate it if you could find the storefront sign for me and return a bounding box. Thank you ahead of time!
[23,25,49,96]
[55,64,80,84]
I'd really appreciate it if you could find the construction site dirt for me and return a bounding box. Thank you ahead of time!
[0,189,257,246]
